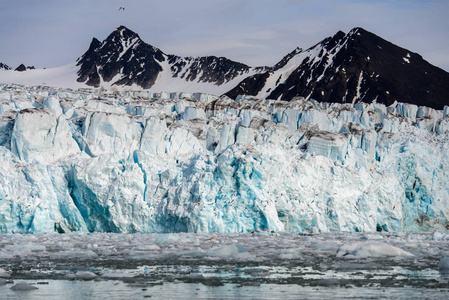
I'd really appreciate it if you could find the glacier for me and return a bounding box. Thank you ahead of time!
[0,83,448,233]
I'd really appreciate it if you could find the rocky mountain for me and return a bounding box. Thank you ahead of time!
[14,64,35,72]
[227,28,449,109]
[76,25,260,89]
[2,26,448,109]
[0,63,11,70]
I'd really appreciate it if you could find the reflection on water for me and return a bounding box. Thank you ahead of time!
[1,280,449,300]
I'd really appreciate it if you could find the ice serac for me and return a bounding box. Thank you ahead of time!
[11,107,80,163]
[1,84,449,234]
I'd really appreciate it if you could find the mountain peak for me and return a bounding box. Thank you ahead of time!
[0,62,11,71]
[76,26,255,90]
[14,64,35,72]
[349,27,366,34]
[74,26,449,109]
[89,38,101,50]
[113,25,141,40]
[103,25,143,49]
[76,25,166,88]
[227,27,449,109]
[116,25,130,31]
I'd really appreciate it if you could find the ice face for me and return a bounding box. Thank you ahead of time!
[11,108,80,163]
[0,84,449,233]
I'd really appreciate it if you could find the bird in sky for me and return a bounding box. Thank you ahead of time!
[119,7,125,11]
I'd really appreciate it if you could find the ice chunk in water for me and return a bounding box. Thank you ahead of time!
[0,268,10,278]
[207,244,248,257]
[155,234,197,244]
[336,241,414,257]
[75,271,98,280]
[101,272,137,279]
[10,281,38,290]
[438,257,449,271]
[432,231,449,241]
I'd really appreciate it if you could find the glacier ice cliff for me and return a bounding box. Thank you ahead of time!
[0,84,448,233]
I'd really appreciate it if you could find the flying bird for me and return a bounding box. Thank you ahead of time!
[119,7,125,11]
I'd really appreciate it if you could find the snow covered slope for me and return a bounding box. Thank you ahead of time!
[0,64,86,89]
[0,83,448,233]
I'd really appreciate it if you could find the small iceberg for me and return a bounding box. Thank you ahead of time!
[0,268,10,278]
[336,241,414,258]
[75,271,98,280]
[438,257,449,271]
[10,282,38,291]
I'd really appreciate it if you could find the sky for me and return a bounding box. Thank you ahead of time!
[0,0,448,71]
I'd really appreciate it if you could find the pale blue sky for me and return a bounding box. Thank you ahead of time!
[1,0,448,71]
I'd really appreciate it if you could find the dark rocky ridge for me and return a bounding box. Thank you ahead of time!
[167,55,251,86]
[76,26,449,109]
[76,26,165,88]
[14,64,35,72]
[227,28,449,109]
[77,26,255,89]
[0,63,11,71]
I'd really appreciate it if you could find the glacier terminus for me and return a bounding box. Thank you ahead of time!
[0,84,448,234]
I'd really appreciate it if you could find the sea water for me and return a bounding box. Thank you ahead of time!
[0,232,448,299]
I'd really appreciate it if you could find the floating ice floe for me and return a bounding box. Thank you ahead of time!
[432,231,449,241]
[206,244,249,257]
[0,268,10,278]
[438,257,449,271]
[10,281,38,291]
[75,271,98,280]
[336,241,414,258]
